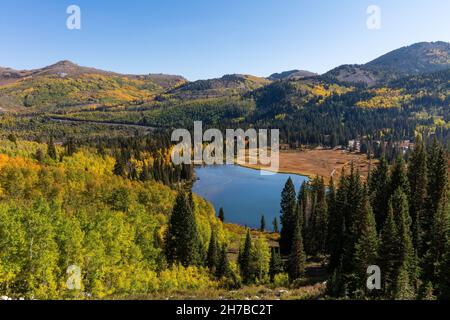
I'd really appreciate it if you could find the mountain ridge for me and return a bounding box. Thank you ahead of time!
[1,41,449,110]
[324,41,450,85]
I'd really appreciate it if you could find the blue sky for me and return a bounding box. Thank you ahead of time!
[0,0,449,80]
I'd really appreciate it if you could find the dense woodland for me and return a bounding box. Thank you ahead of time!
[275,137,450,299]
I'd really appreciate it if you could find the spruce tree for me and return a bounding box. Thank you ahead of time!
[218,207,225,222]
[165,191,203,267]
[438,238,450,299]
[423,198,449,284]
[378,204,401,298]
[216,244,230,279]
[287,219,306,282]
[328,173,347,273]
[239,228,253,283]
[340,166,364,286]
[260,215,266,232]
[326,177,337,254]
[369,156,390,232]
[391,189,418,293]
[272,217,279,233]
[423,139,448,255]
[353,188,378,297]
[207,229,219,271]
[390,156,410,198]
[298,181,308,241]
[269,248,283,282]
[47,136,57,160]
[408,136,427,253]
[314,179,328,255]
[280,177,297,255]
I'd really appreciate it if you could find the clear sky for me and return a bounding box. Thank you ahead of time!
[1,0,449,80]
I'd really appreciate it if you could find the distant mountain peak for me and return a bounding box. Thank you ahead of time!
[324,41,450,85]
[268,70,317,81]
[52,60,77,67]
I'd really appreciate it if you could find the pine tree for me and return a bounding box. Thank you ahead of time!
[353,188,378,297]
[207,229,219,272]
[260,215,266,232]
[298,181,308,242]
[438,238,450,299]
[408,136,427,253]
[269,248,283,282]
[423,139,448,255]
[287,219,306,282]
[47,136,57,160]
[280,177,297,255]
[218,207,225,222]
[272,217,279,233]
[326,177,337,254]
[328,172,348,273]
[369,156,390,232]
[391,189,418,294]
[239,228,253,284]
[423,198,449,284]
[113,151,127,177]
[395,268,416,300]
[390,156,410,198]
[314,178,328,255]
[340,166,364,286]
[165,191,203,267]
[378,205,401,298]
[216,244,230,279]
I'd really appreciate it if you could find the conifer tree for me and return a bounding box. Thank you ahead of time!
[353,188,378,297]
[239,228,253,283]
[369,156,390,232]
[280,177,297,255]
[328,173,347,273]
[260,215,266,232]
[391,189,418,293]
[216,244,230,279]
[47,136,57,160]
[64,137,77,156]
[218,207,225,222]
[438,238,450,299]
[269,248,283,282]
[287,219,306,282]
[314,181,328,255]
[326,177,337,253]
[423,139,448,254]
[390,156,410,197]
[423,198,449,284]
[298,181,308,240]
[408,136,428,253]
[378,205,401,298]
[272,217,279,233]
[207,229,219,271]
[340,166,364,284]
[165,191,203,267]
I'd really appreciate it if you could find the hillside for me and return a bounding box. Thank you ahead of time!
[268,70,318,81]
[0,61,186,110]
[324,41,450,85]
[166,74,271,100]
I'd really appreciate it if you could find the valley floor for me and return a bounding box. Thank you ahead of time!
[239,148,375,184]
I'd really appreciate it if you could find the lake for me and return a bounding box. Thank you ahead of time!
[192,165,308,230]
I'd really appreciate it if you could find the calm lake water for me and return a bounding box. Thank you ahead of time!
[193,165,308,230]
